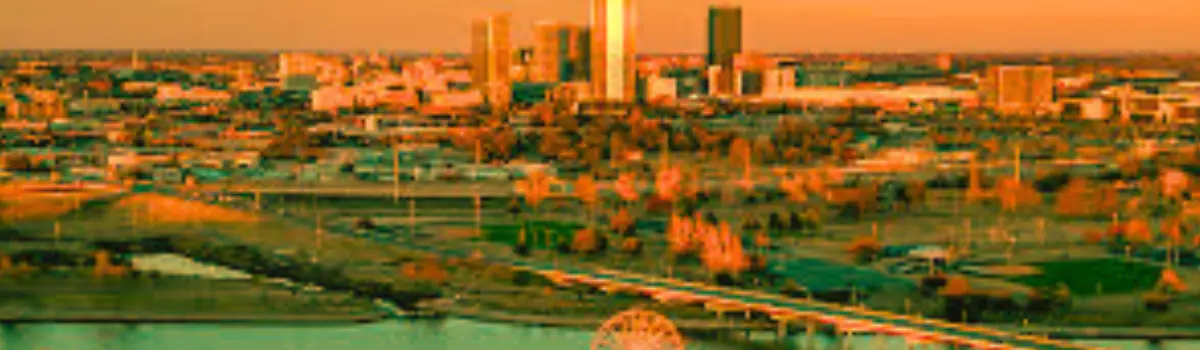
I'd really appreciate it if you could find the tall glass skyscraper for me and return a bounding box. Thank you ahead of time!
[533,22,590,83]
[590,0,636,102]
[707,5,742,96]
[471,13,512,107]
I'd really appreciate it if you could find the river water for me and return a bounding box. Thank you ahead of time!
[0,320,1184,350]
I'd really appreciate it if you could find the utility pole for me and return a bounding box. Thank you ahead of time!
[475,138,482,237]
[392,143,400,205]
[408,138,416,237]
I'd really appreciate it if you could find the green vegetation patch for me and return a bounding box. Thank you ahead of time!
[1011,258,1161,297]
[477,221,585,249]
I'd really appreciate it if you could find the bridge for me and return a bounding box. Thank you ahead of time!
[417,248,1098,349]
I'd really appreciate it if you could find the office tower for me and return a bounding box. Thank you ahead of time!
[591,0,636,102]
[471,13,513,107]
[533,22,563,83]
[707,6,742,96]
[936,53,953,72]
[572,28,591,82]
[470,20,489,86]
[533,22,592,83]
[986,65,1055,115]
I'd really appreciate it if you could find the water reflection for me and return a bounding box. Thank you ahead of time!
[2,323,26,350]
[0,319,1175,350]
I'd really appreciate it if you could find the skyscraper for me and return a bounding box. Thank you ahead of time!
[533,22,591,83]
[573,28,592,82]
[935,53,954,72]
[591,0,636,102]
[471,13,512,107]
[707,6,742,96]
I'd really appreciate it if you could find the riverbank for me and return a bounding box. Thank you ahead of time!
[0,312,383,324]
[0,273,383,325]
[1006,325,1200,340]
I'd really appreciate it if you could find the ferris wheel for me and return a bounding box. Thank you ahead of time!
[591,308,685,350]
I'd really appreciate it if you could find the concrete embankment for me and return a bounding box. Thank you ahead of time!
[435,305,773,332]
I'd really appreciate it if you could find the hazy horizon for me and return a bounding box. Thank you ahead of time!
[5,0,1200,53]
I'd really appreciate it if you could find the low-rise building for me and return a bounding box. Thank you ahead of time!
[645,76,678,103]
[156,84,232,104]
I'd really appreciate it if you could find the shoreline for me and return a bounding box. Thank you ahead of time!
[1004,325,1200,340]
[5,306,1200,342]
[0,312,386,324]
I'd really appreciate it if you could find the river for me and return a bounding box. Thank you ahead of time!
[0,320,1188,350]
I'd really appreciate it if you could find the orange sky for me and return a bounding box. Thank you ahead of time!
[4,0,1200,52]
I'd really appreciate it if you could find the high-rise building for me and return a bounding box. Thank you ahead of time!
[131,49,141,70]
[533,22,591,83]
[985,65,1055,115]
[591,0,636,102]
[935,53,954,72]
[471,13,513,107]
[707,6,742,96]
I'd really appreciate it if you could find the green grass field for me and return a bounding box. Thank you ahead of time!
[1011,258,1162,297]
[477,220,586,249]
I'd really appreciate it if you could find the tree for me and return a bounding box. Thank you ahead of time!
[514,171,556,251]
[997,178,1041,213]
[515,171,554,211]
[1118,155,1141,179]
[1160,169,1190,204]
[571,228,600,255]
[728,138,752,168]
[1055,178,1091,217]
[700,221,749,278]
[263,115,315,160]
[491,127,517,161]
[615,172,640,203]
[1123,219,1154,247]
[538,131,570,160]
[611,207,635,237]
[654,167,683,203]
[575,175,598,226]
[666,214,699,256]
[752,137,777,164]
[400,258,449,285]
[846,235,882,264]
[903,180,927,211]
[620,237,643,255]
[779,172,808,205]
[1,153,32,171]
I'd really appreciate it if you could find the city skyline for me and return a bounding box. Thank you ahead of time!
[5,0,1200,53]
